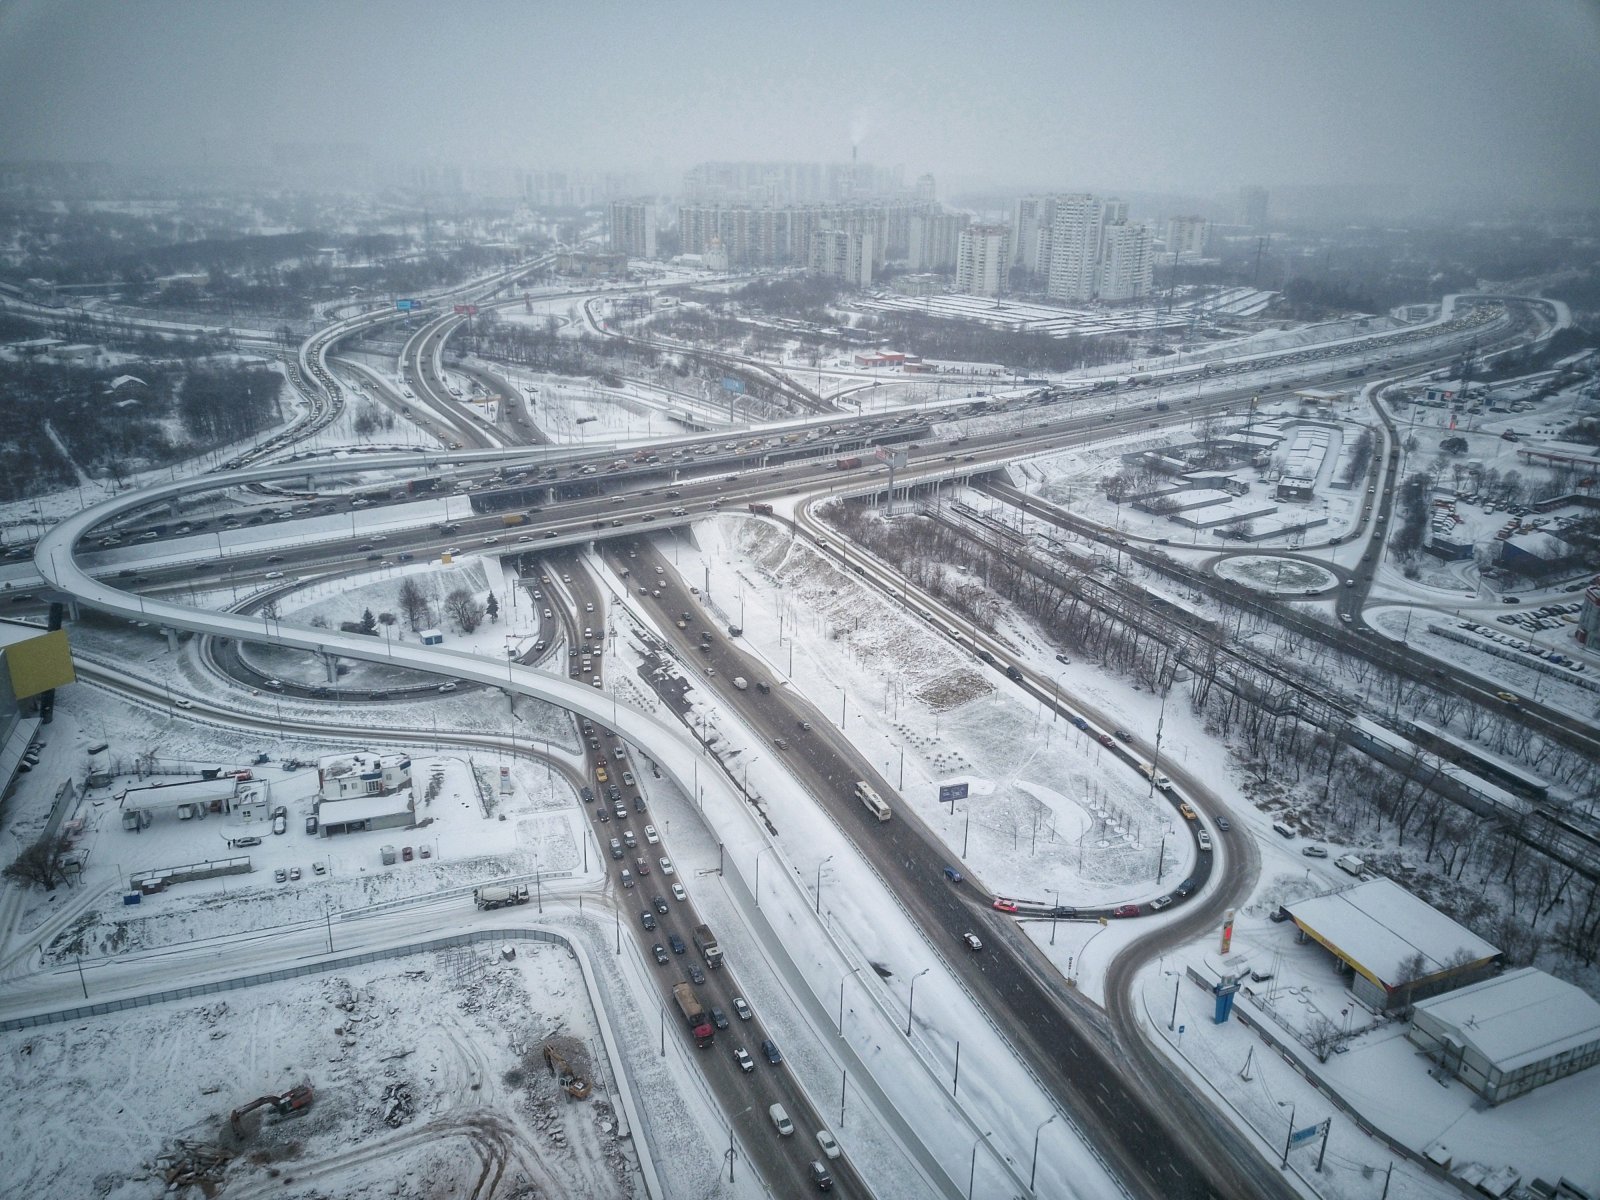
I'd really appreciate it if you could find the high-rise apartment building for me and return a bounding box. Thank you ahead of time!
[1044,194,1150,303]
[608,200,657,258]
[809,228,874,288]
[955,223,1010,297]
[1045,194,1106,302]
[676,202,919,270]
[915,174,937,202]
[1165,216,1209,256]
[908,211,968,271]
[1013,195,1057,272]
[1239,186,1269,231]
[1098,221,1154,301]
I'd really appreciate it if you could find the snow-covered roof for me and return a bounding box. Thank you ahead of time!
[1500,531,1571,560]
[318,792,414,824]
[1286,877,1498,989]
[318,749,409,779]
[1412,967,1600,1073]
[121,776,240,810]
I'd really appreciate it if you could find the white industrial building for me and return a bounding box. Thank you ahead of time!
[1407,968,1600,1104]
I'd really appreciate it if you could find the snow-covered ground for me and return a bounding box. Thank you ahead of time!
[1,943,647,1200]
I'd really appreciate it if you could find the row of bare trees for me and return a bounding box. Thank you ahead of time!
[822,499,1600,970]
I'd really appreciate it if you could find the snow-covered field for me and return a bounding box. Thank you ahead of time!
[1,944,644,1200]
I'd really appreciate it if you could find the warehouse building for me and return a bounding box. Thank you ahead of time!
[1283,877,1499,1011]
[1407,968,1600,1104]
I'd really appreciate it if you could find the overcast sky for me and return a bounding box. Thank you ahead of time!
[2,0,1597,204]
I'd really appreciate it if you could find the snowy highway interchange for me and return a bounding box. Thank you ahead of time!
[2,268,1594,1200]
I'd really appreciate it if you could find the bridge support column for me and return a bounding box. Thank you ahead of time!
[321,651,339,683]
[162,626,180,652]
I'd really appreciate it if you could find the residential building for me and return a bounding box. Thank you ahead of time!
[676,202,918,270]
[1165,216,1209,256]
[1098,220,1154,301]
[1239,185,1269,230]
[1013,195,1056,272]
[955,223,1010,297]
[908,210,968,271]
[1045,194,1109,302]
[809,228,874,288]
[608,200,657,258]
[915,173,937,202]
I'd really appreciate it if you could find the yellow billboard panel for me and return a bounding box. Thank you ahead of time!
[6,628,76,698]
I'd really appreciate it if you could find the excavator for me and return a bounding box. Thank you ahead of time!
[542,1044,591,1099]
[229,1082,314,1138]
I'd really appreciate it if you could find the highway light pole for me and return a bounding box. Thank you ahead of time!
[837,966,861,1035]
[754,845,775,908]
[815,854,833,914]
[1050,889,1059,946]
[906,967,929,1036]
[1030,1113,1058,1192]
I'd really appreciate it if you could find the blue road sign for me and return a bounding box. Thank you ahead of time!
[939,782,969,804]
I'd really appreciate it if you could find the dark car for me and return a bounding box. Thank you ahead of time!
[641,911,657,931]
[652,943,669,964]
[1113,728,1132,742]
[710,1007,729,1030]
[1096,732,1115,747]
[687,964,706,985]
[1070,715,1089,731]
[762,1038,783,1065]
[652,894,669,914]
[669,933,686,955]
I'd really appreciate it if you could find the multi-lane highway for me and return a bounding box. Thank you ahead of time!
[17,285,1574,1200]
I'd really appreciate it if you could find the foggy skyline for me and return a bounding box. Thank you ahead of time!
[2,0,1598,206]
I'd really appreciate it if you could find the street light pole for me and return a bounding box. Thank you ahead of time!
[837,966,861,1035]
[755,845,774,908]
[1030,1113,1058,1192]
[906,967,930,1036]
[815,854,833,914]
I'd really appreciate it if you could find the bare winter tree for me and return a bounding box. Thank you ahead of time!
[397,577,430,631]
[445,587,486,634]
[2,832,73,890]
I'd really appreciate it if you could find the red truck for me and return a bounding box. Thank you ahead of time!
[747,503,774,516]
[834,456,862,470]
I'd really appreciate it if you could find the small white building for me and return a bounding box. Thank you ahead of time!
[1407,968,1600,1104]
[317,790,416,837]
[317,750,412,801]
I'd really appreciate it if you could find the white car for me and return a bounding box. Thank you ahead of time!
[659,857,674,876]
[671,883,686,902]
[816,1129,841,1159]
[644,824,659,845]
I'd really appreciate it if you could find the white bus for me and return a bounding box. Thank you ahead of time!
[855,780,891,822]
